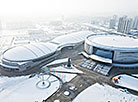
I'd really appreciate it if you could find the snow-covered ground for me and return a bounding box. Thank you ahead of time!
[0,65,80,102]
[43,58,82,74]
[46,58,68,66]
[132,74,138,77]
[113,74,138,92]
[0,75,60,102]
[42,65,82,83]
[51,65,82,74]
[73,83,138,102]
[52,67,82,83]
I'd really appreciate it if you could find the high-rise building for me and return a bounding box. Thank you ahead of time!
[124,18,132,34]
[132,16,138,30]
[117,17,125,33]
[117,16,132,34]
[109,19,116,29]
[109,15,117,29]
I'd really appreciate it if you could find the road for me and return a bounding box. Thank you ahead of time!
[43,58,138,102]
[0,41,138,102]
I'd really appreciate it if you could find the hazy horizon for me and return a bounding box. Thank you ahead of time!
[0,0,138,18]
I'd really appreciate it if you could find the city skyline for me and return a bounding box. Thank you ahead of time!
[0,1,138,101]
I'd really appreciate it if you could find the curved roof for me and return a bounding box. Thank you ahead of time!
[51,31,93,47]
[2,31,94,62]
[3,42,58,62]
[87,34,138,50]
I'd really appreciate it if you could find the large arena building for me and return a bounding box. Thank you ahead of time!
[0,31,93,72]
[84,33,138,69]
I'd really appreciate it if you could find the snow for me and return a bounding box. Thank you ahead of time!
[88,34,138,48]
[73,83,138,102]
[51,66,83,74]
[46,58,68,66]
[90,54,112,63]
[0,65,81,102]
[3,42,58,61]
[42,65,82,83]
[69,86,76,90]
[60,73,76,83]
[64,91,70,96]
[132,74,138,77]
[79,52,89,58]
[113,74,138,92]
[0,75,60,102]
[51,31,93,47]
[3,31,93,62]
[54,100,60,102]
[48,66,82,83]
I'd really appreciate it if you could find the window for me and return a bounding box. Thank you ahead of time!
[93,47,113,59]
[114,52,138,64]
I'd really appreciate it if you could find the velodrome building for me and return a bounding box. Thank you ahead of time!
[84,33,138,68]
[2,31,138,74]
[1,31,93,72]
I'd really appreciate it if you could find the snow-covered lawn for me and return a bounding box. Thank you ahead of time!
[43,58,83,74]
[113,74,138,92]
[52,72,76,83]
[0,65,80,102]
[46,58,68,66]
[51,65,83,74]
[0,75,60,102]
[73,83,138,102]
[42,65,82,83]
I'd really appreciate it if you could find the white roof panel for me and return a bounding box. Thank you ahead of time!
[3,46,37,61]
[31,43,51,54]
[52,31,93,46]
[42,42,58,51]
[88,34,138,49]
[23,44,45,57]
[3,42,57,61]
[3,31,93,62]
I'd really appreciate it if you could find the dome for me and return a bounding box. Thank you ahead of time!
[87,34,138,51]
[3,42,58,62]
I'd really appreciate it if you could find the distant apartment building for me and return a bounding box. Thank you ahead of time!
[117,16,132,34]
[109,15,117,29]
[132,16,138,30]
[109,19,116,29]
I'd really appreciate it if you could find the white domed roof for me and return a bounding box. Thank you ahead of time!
[3,31,93,62]
[52,31,93,46]
[87,34,138,49]
[3,42,58,62]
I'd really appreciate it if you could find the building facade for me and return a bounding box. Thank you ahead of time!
[84,33,138,67]
[109,19,116,29]
[0,31,93,72]
[132,16,138,30]
[117,17,132,34]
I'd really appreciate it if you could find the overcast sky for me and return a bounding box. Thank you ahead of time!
[0,0,138,17]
